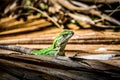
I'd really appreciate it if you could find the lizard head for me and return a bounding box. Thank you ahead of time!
[54,30,74,46]
[53,29,74,56]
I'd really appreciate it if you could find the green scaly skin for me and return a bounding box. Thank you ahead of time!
[32,30,74,56]
[0,30,74,56]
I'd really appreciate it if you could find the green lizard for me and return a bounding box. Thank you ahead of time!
[0,30,74,56]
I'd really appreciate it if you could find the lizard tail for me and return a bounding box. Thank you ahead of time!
[0,45,33,54]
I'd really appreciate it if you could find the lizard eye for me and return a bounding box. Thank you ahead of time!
[62,34,67,37]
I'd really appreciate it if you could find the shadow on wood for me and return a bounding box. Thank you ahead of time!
[0,54,120,80]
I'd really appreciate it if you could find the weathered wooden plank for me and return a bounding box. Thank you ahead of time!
[0,44,119,55]
[0,54,120,80]
[0,34,120,44]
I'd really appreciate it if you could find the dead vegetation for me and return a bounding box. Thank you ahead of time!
[0,0,120,29]
[0,0,120,80]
